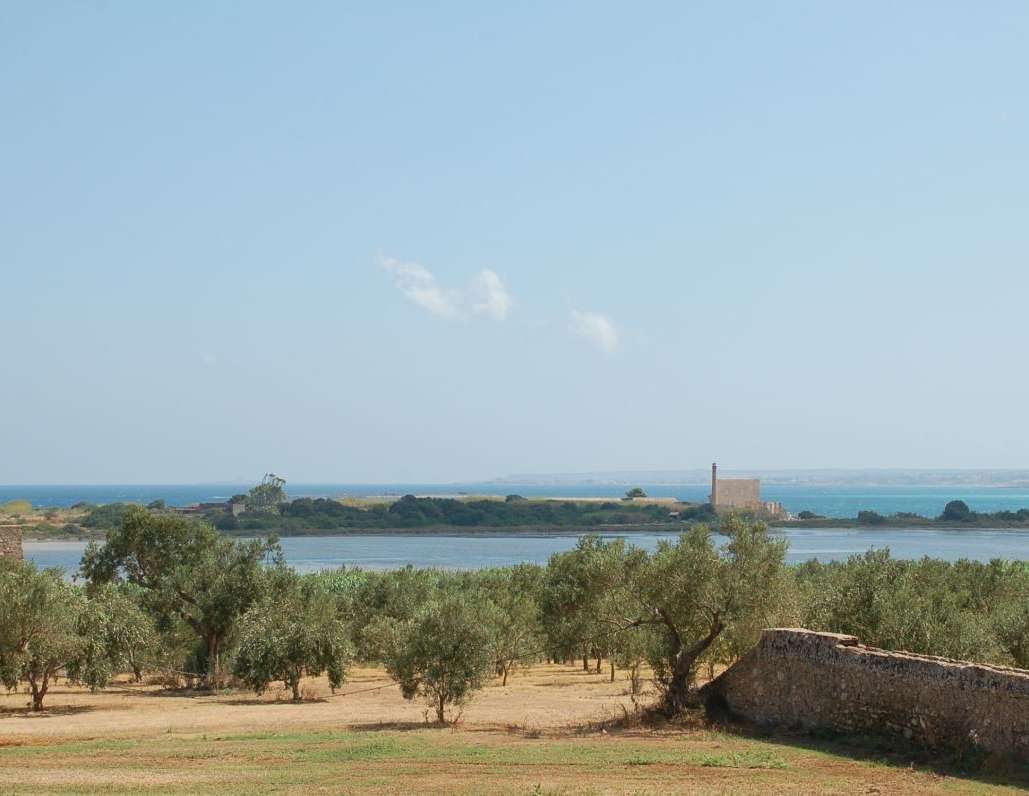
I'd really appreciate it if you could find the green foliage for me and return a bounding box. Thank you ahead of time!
[78,583,158,684]
[146,499,166,511]
[476,564,544,685]
[230,494,679,534]
[796,552,1025,663]
[942,500,973,521]
[0,498,32,515]
[541,535,628,668]
[625,517,789,712]
[81,502,136,530]
[234,575,352,700]
[347,567,451,661]
[992,566,1029,668]
[245,474,288,514]
[788,501,1029,528]
[539,518,790,712]
[0,561,144,710]
[71,583,156,690]
[624,487,647,499]
[82,507,281,684]
[374,592,496,722]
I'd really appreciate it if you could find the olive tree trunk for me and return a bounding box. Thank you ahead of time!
[661,620,724,715]
[28,672,49,712]
[206,634,221,687]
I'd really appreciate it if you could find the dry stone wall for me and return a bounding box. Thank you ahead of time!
[0,526,23,560]
[703,628,1029,761]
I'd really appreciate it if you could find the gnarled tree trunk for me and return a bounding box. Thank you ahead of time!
[28,672,49,712]
[662,619,724,715]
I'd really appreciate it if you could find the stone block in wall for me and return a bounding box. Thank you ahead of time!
[0,526,24,560]
[702,628,1029,763]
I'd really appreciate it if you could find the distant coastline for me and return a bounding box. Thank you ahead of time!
[494,468,1029,488]
[7,477,1029,515]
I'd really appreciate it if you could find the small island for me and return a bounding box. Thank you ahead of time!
[7,481,1029,541]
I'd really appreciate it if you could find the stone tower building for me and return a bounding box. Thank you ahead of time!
[709,462,761,511]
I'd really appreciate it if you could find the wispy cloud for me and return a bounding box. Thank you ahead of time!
[380,257,511,321]
[470,269,511,320]
[569,309,619,354]
[380,256,461,319]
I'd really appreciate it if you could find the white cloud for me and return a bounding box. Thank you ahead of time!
[569,309,619,354]
[381,257,511,321]
[380,256,460,319]
[470,269,511,320]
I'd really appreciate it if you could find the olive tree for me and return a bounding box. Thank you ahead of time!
[542,536,626,671]
[80,583,158,684]
[234,577,353,701]
[798,553,1002,662]
[993,566,1029,668]
[82,507,279,686]
[0,562,147,710]
[349,567,449,661]
[374,593,495,723]
[611,622,658,695]
[474,565,544,686]
[619,517,789,714]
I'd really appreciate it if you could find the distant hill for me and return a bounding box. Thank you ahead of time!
[491,469,1029,488]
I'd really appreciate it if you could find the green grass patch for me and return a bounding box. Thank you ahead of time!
[693,750,789,769]
[4,727,1024,795]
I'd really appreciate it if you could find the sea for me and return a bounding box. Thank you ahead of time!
[9,483,1029,575]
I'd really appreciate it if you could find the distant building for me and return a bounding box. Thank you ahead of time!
[710,463,786,518]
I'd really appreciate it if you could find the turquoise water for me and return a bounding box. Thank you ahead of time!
[4,483,1029,519]
[25,526,1029,577]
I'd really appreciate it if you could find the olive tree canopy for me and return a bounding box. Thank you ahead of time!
[82,507,280,685]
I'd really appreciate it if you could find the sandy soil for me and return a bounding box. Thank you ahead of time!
[0,663,637,741]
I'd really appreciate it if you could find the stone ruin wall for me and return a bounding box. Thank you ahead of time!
[703,628,1029,761]
[713,478,761,509]
[0,525,24,560]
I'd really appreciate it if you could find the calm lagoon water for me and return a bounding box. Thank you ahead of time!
[25,527,1029,577]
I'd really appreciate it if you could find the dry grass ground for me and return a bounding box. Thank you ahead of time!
[1,663,1026,795]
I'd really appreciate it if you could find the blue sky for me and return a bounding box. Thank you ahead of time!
[2,2,1028,484]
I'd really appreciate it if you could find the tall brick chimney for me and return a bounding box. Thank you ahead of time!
[710,462,718,506]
